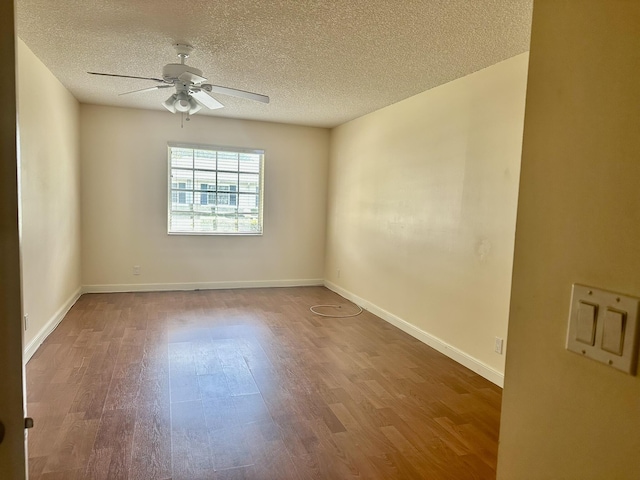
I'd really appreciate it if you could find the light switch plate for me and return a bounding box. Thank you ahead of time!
[566,284,640,374]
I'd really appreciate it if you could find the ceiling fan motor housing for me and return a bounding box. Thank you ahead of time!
[162,64,205,84]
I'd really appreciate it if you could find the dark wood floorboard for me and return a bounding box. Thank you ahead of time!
[26,287,502,479]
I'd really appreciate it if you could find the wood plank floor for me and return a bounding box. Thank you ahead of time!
[26,287,502,480]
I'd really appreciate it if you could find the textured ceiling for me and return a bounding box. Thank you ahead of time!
[16,0,532,128]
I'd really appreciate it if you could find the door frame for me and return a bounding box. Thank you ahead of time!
[0,0,27,478]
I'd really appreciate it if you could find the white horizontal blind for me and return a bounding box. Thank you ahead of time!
[168,144,264,234]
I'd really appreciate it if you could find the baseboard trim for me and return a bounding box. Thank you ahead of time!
[82,278,325,294]
[23,286,82,363]
[324,280,504,387]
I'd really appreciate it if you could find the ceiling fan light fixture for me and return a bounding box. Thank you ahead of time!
[162,94,177,113]
[188,97,202,115]
[174,92,191,112]
[164,93,201,115]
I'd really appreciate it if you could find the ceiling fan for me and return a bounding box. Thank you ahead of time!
[88,44,269,117]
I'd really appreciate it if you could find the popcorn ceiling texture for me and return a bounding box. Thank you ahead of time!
[16,0,532,128]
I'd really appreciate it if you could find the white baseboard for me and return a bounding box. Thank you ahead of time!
[23,286,82,363]
[324,280,504,387]
[82,278,324,294]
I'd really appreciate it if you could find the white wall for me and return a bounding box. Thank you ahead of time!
[325,53,528,382]
[17,38,82,357]
[80,105,329,290]
[498,2,640,478]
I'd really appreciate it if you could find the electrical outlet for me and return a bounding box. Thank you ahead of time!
[24,314,28,331]
[337,269,341,279]
[133,265,141,275]
[494,337,504,354]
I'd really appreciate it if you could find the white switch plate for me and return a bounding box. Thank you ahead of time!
[494,337,504,354]
[566,284,640,374]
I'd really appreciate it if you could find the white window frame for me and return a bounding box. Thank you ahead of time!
[167,143,264,235]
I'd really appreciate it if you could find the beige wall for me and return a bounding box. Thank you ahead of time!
[498,2,640,479]
[80,105,329,289]
[325,53,528,380]
[17,39,82,352]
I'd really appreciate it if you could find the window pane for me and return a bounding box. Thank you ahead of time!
[217,152,239,172]
[194,171,216,191]
[197,192,216,207]
[194,149,216,170]
[218,172,238,191]
[171,148,193,169]
[171,169,192,186]
[170,212,193,231]
[238,194,259,211]
[216,190,238,206]
[215,206,237,232]
[239,173,259,193]
[172,191,193,208]
[238,215,260,233]
[193,213,216,232]
[239,153,260,173]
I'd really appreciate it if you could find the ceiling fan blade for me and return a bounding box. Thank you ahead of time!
[178,71,207,85]
[88,71,166,83]
[202,84,269,104]
[119,85,173,96]
[191,90,224,110]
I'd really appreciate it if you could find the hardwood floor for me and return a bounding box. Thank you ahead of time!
[26,287,502,479]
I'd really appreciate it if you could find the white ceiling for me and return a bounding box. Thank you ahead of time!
[16,0,532,128]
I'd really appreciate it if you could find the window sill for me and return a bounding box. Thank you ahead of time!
[167,231,263,236]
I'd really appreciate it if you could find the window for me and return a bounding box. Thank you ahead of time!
[168,144,264,234]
